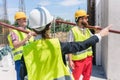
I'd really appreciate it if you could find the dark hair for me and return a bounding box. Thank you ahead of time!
[33,23,51,39]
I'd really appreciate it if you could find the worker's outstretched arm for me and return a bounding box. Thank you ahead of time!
[61,25,111,54]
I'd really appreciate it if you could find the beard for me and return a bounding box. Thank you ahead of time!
[81,21,89,27]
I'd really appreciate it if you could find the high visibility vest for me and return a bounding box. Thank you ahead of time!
[71,27,93,60]
[23,38,73,80]
[7,29,33,61]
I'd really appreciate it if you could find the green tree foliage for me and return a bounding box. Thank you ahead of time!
[51,16,73,33]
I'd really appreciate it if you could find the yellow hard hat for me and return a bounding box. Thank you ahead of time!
[14,12,27,20]
[75,10,88,18]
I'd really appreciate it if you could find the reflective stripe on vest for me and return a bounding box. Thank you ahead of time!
[74,48,92,55]
[13,50,23,56]
[23,38,72,80]
[71,27,93,60]
[54,75,72,80]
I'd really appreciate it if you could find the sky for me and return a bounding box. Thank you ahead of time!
[0,0,87,24]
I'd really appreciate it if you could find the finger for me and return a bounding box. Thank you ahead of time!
[107,24,112,29]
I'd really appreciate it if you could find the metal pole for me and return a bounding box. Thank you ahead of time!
[0,21,29,34]
[1,20,120,34]
[56,20,120,34]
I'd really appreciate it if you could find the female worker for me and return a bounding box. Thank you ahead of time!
[23,6,111,80]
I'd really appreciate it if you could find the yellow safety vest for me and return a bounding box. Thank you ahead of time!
[7,29,33,61]
[71,27,93,60]
[23,38,73,80]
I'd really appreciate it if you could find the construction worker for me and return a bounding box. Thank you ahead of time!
[67,10,99,80]
[21,6,111,80]
[7,12,33,80]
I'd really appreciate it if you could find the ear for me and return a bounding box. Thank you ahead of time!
[75,17,78,22]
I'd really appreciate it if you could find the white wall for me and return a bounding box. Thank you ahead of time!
[107,0,120,79]
[95,0,120,79]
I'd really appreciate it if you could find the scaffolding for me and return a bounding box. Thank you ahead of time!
[19,0,26,13]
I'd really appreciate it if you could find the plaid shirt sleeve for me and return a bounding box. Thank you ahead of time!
[10,32,19,42]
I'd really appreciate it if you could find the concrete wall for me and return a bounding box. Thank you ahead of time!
[100,0,109,78]
[96,0,120,79]
[107,0,120,79]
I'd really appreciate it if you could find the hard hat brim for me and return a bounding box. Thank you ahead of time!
[28,16,53,29]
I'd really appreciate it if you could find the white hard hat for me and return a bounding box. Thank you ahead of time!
[28,6,53,31]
